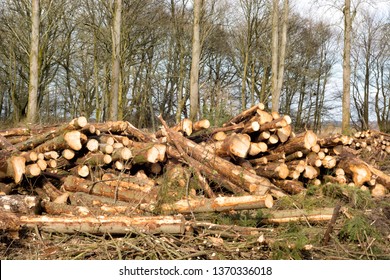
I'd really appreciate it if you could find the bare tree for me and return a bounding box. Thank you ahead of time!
[108,0,122,121]
[189,0,202,121]
[271,0,288,112]
[26,0,40,123]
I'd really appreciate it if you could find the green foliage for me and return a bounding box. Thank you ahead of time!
[339,214,381,243]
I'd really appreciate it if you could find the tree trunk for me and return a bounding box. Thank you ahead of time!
[26,0,40,123]
[189,0,202,121]
[109,0,122,121]
[342,0,353,134]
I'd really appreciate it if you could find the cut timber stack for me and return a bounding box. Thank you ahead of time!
[1,104,390,237]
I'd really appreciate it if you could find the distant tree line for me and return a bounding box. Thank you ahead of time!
[0,0,389,133]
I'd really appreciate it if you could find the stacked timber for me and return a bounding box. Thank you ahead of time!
[1,104,390,237]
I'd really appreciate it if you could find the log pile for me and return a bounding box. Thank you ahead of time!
[1,103,390,237]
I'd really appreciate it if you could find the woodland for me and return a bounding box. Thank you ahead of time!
[0,0,390,260]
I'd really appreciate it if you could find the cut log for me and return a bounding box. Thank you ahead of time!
[277,124,292,143]
[33,131,87,153]
[42,201,143,216]
[62,176,157,203]
[159,115,278,195]
[248,142,268,156]
[76,152,112,166]
[0,155,26,183]
[111,147,132,161]
[0,182,14,195]
[256,109,274,125]
[273,180,305,194]
[16,214,185,235]
[337,156,372,186]
[101,173,155,193]
[216,133,251,158]
[271,130,317,155]
[261,208,335,224]
[0,134,18,151]
[223,103,264,126]
[86,139,99,152]
[255,162,289,179]
[159,194,274,214]
[0,195,41,215]
[193,119,210,131]
[322,155,337,169]
[172,118,193,136]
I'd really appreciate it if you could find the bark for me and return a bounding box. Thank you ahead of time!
[33,131,87,153]
[0,195,41,215]
[159,194,274,214]
[271,130,318,155]
[159,115,279,195]
[261,207,335,224]
[26,0,40,123]
[62,176,157,204]
[189,0,201,121]
[6,214,185,235]
[342,0,353,134]
[273,180,305,195]
[109,0,122,121]
[223,103,265,126]
[0,155,26,183]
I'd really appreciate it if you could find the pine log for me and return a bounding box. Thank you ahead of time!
[125,121,157,143]
[41,201,143,217]
[273,180,305,194]
[261,208,335,224]
[193,119,210,131]
[172,118,193,136]
[33,131,87,153]
[322,155,337,169]
[62,149,75,160]
[337,156,372,186]
[271,130,317,155]
[248,142,268,156]
[159,116,278,195]
[0,134,18,151]
[62,176,157,203]
[0,155,26,183]
[0,127,30,137]
[0,182,14,195]
[86,139,99,152]
[166,145,247,195]
[111,147,132,161]
[130,142,166,164]
[306,152,322,167]
[216,133,251,158]
[258,116,288,132]
[99,143,114,154]
[256,109,274,125]
[255,162,289,179]
[14,117,87,151]
[69,192,131,207]
[303,165,320,179]
[223,103,265,126]
[277,124,292,143]
[76,152,112,166]
[159,194,274,214]
[0,195,41,215]
[93,121,129,134]
[41,179,63,201]
[371,184,388,198]
[241,120,260,134]
[16,214,185,235]
[101,173,155,193]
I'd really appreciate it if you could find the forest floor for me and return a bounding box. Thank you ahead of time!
[2,170,390,260]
